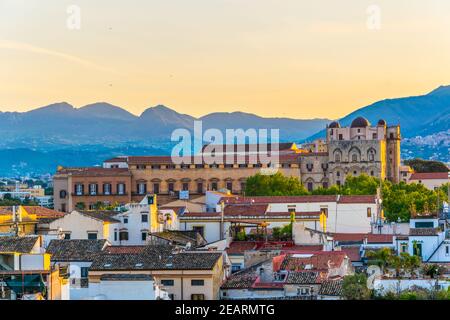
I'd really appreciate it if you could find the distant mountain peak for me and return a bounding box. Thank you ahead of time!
[28,102,74,114]
[428,85,450,96]
[78,102,136,120]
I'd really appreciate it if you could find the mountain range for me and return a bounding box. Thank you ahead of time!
[0,85,449,176]
[0,103,329,148]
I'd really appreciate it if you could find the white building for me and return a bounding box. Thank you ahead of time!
[43,195,179,246]
[46,239,110,300]
[402,215,450,263]
[408,172,449,190]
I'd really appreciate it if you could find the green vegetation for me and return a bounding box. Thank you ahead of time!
[244,172,448,222]
[404,158,449,173]
[342,273,372,300]
[377,287,450,300]
[272,223,293,241]
[366,248,421,277]
[245,172,309,196]
[0,193,38,206]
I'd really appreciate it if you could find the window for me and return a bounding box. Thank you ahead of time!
[353,171,357,175]
[336,180,341,186]
[153,183,160,194]
[168,183,175,192]
[87,232,98,240]
[211,182,218,191]
[197,183,203,194]
[322,182,328,189]
[161,280,174,286]
[63,232,71,240]
[336,171,340,177]
[413,243,422,257]
[335,154,340,163]
[415,222,434,228]
[231,264,242,273]
[138,182,147,195]
[81,267,89,278]
[61,204,66,212]
[182,182,189,191]
[352,154,357,162]
[446,246,449,256]
[137,165,146,170]
[119,231,129,241]
[114,230,118,241]
[372,133,377,139]
[141,214,148,223]
[191,279,204,286]
[370,171,374,176]
[240,182,246,192]
[338,134,343,140]
[226,182,233,191]
[117,183,125,195]
[191,294,205,300]
[75,184,84,196]
[103,183,111,195]
[238,164,247,168]
[59,190,67,199]
[192,226,204,238]
[401,244,408,253]
[307,182,313,192]
[367,208,371,218]
[123,217,128,224]
[89,184,98,195]
[298,287,310,296]
[141,232,147,241]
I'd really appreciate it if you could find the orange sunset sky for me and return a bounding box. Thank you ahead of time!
[1,0,450,120]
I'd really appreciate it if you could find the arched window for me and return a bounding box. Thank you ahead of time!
[335,153,341,163]
[119,230,129,241]
[352,154,357,162]
[368,149,376,162]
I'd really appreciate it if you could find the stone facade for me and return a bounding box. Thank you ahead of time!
[53,117,401,211]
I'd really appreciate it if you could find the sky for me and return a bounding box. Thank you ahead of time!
[1,0,450,120]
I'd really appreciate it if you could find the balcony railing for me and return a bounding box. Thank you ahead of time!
[71,193,128,196]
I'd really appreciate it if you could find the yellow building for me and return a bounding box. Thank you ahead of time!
[0,206,38,235]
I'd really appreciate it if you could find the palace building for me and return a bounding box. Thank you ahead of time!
[53,117,401,212]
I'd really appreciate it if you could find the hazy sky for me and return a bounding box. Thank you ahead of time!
[1,0,450,119]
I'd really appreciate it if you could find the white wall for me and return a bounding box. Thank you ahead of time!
[409,179,448,190]
[112,204,150,245]
[48,211,113,240]
[374,278,450,295]
[89,280,156,300]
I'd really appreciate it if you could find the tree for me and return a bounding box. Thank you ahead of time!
[75,202,86,210]
[342,274,371,300]
[245,172,308,196]
[366,248,394,272]
[404,158,449,173]
[422,264,446,279]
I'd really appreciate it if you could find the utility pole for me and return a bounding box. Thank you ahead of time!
[220,201,225,240]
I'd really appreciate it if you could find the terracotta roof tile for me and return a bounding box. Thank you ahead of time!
[410,172,449,180]
[46,239,108,261]
[0,236,39,253]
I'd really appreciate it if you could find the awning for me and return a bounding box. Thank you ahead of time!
[2,274,46,295]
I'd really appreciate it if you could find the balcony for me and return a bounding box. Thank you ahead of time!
[71,193,128,197]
